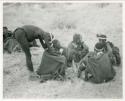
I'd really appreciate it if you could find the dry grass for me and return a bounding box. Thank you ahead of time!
[3,3,122,98]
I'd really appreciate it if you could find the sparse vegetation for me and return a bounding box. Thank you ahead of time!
[3,3,122,98]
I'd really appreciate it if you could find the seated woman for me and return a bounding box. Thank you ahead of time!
[78,42,116,83]
[3,27,22,53]
[36,39,67,83]
[3,37,22,53]
[52,39,68,57]
[96,34,121,66]
[67,33,89,67]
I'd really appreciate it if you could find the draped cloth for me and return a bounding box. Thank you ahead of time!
[36,50,66,79]
[3,37,21,53]
[66,41,89,67]
[83,52,116,83]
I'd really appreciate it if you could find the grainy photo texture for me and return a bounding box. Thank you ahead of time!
[3,2,122,98]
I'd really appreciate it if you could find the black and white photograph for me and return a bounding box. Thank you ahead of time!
[2,0,123,99]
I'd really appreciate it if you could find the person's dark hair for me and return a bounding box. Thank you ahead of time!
[3,26,8,30]
[73,33,82,43]
[94,42,105,52]
[97,34,107,41]
[52,39,61,49]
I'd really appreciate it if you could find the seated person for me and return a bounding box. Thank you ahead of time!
[3,38,22,54]
[36,39,67,83]
[96,34,121,65]
[3,26,13,43]
[78,42,116,83]
[52,39,68,57]
[67,33,89,67]
[3,27,22,53]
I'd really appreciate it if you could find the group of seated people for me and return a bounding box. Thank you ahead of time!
[3,25,121,84]
[38,33,121,83]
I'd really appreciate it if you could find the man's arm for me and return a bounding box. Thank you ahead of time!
[106,42,112,54]
[80,43,89,57]
[39,37,48,49]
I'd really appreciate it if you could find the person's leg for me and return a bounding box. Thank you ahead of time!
[67,50,73,67]
[24,46,34,72]
[32,40,39,47]
[84,69,94,82]
[59,63,66,79]
[3,39,11,54]
[51,63,66,81]
[6,38,15,54]
[15,29,40,80]
[14,29,34,72]
[84,69,89,81]
[78,63,86,78]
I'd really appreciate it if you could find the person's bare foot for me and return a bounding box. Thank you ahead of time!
[40,79,47,83]
[29,72,40,81]
[84,77,88,81]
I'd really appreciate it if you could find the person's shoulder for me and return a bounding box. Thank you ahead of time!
[86,51,95,57]
[106,41,114,48]
[82,41,89,49]
[68,41,74,47]
[68,41,73,45]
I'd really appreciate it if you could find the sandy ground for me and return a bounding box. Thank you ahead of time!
[3,3,122,98]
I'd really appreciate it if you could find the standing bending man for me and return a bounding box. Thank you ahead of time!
[14,25,54,78]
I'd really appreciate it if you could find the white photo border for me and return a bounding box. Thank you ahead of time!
[0,0,124,101]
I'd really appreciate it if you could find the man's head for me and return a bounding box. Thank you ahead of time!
[52,39,61,50]
[3,27,8,34]
[97,34,107,44]
[44,32,54,47]
[94,42,104,53]
[73,33,82,44]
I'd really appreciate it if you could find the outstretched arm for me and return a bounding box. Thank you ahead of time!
[39,36,48,49]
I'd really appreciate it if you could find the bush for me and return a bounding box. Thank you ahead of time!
[96,3,110,8]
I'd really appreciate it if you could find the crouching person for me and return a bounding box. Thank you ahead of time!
[4,38,22,53]
[97,34,121,66]
[78,42,116,83]
[3,27,22,53]
[67,33,89,67]
[36,39,67,83]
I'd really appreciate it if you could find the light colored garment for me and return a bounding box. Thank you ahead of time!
[4,37,21,53]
